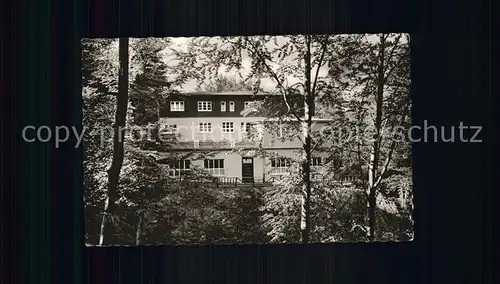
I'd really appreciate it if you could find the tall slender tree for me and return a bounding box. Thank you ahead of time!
[99,37,130,246]
[326,34,411,241]
[82,39,118,244]
[126,38,171,245]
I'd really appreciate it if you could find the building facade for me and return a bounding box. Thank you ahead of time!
[158,91,334,185]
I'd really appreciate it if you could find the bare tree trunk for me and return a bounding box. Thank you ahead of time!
[356,110,365,180]
[300,35,313,244]
[153,98,161,141]
[135,212,143,245]
[367,35,386,242]
[357,140,364,178]
[99,37,130,246]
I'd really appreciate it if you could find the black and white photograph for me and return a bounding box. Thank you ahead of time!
[83,34,412,246]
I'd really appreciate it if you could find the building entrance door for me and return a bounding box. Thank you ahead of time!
[241,157,254,183]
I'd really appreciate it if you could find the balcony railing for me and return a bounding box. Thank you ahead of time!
[165,175,276,187]
[165,174,359,188]
[167,169,190,177]
[206,168,225,176]
[168,140,260,150]
[213,176,277,187]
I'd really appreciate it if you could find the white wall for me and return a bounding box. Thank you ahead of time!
[160,117,333,150]
[174,148,330,179]
[160,116,265,143]
[161,117,333,179]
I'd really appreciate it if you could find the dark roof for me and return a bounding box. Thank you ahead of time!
[181,91,272,96]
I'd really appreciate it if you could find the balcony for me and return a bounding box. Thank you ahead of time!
[166,175,277,188]
[213,176,278,187]
[165,174,359,188]
[168,139,261,150]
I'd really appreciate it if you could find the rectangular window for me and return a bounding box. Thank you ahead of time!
[278,123,292,138]
[220,101,226,112]
[241,122,255,132]
[312,157,322,167]
[229,101,235,112]
[197,101,212,112]
[198,122,212,133]
[311,157,323,180]
[241,122,256,140]
[222,122,234,133]
[167,159,191,177]
[204,159,225,176]
[164,124,177,134]
[170,101,185,112]
[270,157,291,175]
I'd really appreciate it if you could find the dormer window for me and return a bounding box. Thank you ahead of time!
[244,100,260,112]
[197,101,212,112]
[229,101,235,112]
[170,101,185,111]
[220,101,226,112]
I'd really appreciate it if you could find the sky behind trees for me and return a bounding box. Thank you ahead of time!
[166,36,323,92]
[162,35,407,92]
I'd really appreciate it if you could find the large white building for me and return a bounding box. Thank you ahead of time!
[157,91,340,186]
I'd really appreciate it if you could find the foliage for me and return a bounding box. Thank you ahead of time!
[260,164,369,243]
[83,35,413,245]
[82,39,119,243]
[200,74,261,93]
[129,38,172,126]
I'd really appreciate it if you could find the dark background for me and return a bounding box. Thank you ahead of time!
[0,0,491,283]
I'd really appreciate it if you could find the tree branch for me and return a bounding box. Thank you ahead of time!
[244,38,304,123]
[383,34,402,73]
[373,101,410,189]
[312,35,330,97]
[362,34,382,80]
[383,42,409,84]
